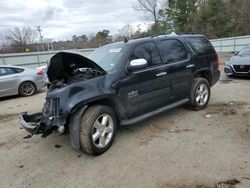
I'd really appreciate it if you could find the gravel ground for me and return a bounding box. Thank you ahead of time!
[0,54,250,188]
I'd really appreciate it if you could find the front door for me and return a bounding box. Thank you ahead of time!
[117,42,171,118]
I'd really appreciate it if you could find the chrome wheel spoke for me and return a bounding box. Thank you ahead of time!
[94,121,103,129]
[92,131,101,142]
[105,126,113,134]
[99,136,106,147]
[101,115,108,126]
[203,90,208,96]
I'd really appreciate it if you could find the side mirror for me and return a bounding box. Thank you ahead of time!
[234,51,238,55]
[126,58,148,72]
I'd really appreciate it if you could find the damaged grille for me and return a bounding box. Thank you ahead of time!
[42,98,59,121]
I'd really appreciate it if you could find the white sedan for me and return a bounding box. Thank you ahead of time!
[0,65,46,97]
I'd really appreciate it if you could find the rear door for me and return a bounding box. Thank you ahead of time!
[0,67,20,97]
[157,38,193,101]
[117,42,171,118]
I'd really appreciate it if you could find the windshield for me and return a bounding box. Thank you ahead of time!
[88,45,124,71]
[238,47,250,56]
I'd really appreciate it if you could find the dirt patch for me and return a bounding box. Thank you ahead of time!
[205,102,248,116]
[0,113,19,123]
[137,120,175,144]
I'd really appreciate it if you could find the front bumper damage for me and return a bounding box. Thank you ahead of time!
[19,112,58,138]
[19,98,67,138]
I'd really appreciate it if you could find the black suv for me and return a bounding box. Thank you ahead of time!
[19,33,220,155]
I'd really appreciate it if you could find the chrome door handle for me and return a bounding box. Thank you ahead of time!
[186,64,195,68]
[156,72,167,77]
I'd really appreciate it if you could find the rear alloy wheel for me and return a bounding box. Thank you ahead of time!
[19,81,36,97]
[188,78,210,110]
[79,105,117,155]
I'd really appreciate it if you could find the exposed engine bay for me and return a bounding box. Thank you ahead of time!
[47,52,106,90]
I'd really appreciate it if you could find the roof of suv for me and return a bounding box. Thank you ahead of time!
[104,33,205,48]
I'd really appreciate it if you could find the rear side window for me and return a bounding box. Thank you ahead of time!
[159,39,188,63]
[0,67,16,76]
[130,42,162,66]
[185,37,214,55]
[12,68,24,73]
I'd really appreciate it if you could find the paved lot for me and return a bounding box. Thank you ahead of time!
[0,55,250,188]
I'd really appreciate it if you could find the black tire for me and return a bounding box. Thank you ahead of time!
[79,105,117,155]
[188,78,210,111]
[19,81,36,97]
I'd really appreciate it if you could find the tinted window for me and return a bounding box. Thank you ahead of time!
[12,68,24,73]
[159,39,188,63]
[0,67,16,76]
[130,42,161,66]
[185,37,214,55]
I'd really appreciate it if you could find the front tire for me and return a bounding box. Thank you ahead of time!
[188,78,210,110]
[19,81,36,97]
[79,105,117,155]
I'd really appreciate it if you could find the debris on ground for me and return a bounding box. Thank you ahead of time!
[18,165,24,168]
[54,144,62,148]
[205,114,211,118]
[215,178,240,187]
[168,129,196,133]
[23,135,32,139]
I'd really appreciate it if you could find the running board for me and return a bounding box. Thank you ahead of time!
[120,98,189,126]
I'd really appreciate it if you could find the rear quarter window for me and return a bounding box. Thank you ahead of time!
[185,37,215,55]
[12,68,24,73]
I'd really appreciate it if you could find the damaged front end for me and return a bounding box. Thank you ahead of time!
[19,51,106,138]
[19,98,66,138]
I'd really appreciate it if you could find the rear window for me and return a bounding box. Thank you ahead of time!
[185,37,214,55]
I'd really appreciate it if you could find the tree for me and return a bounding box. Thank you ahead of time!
[166,0,199,32]
[133,0,162,24]
[118,24,135,39]
[6,27,37,52]
[228,0,250,36]
[196,0,232,38]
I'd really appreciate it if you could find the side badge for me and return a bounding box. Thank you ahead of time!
[128,90,138,99]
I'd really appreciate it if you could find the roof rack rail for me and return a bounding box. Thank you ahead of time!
[176,32,202,35]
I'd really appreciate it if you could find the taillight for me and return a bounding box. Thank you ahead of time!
[215,54,220,70]
[36,70,44,76]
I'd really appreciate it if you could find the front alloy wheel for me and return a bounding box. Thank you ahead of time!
[79,105,117,155]
[92,114,114,149]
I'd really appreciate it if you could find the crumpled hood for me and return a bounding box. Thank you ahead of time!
[47,51,106,83]
[229,55,250,65]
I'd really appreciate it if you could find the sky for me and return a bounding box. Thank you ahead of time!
[0,0,152,41]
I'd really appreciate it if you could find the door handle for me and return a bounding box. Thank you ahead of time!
[186,64,195,68]
[156,72,167,77]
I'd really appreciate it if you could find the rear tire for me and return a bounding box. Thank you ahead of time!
[79,105,117,155]
[188,78,210,110]
[19,81,36,97]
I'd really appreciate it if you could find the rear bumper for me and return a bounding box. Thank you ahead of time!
[36,79,47,90]
[211,70,220,86]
